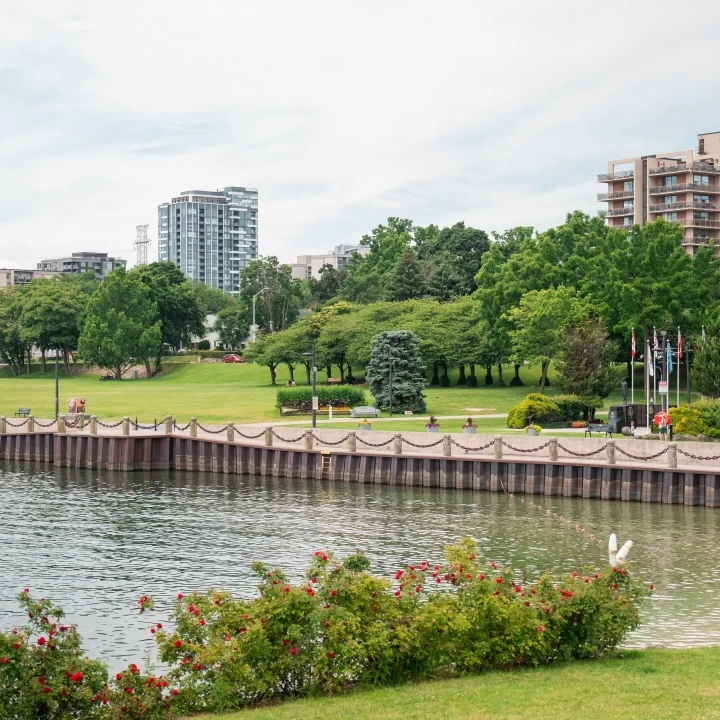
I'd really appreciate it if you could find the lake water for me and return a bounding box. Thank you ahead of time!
[1,463,719,668]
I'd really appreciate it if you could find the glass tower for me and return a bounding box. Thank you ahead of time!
[158,186,258,293]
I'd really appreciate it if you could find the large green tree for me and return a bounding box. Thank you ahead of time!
[386,248,426,301]
[0,287,26,376]
[78,268,162,379]
[691,320,720,398]
[214,301,251,349]
[191,280,233,315]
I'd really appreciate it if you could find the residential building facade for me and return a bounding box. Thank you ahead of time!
[290,244,369,280]
[598,131,720,255]
[36,252,127,280]
[158,186,258,294]
[0,268,63,288]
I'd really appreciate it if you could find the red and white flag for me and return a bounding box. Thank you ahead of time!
[653,327,659,350]
[631,328,636,359]
[678,328,683,360]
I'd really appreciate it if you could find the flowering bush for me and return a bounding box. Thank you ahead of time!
[1,541,650,718]
[571,421,588,428]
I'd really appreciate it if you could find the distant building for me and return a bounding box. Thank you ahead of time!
[158,186,259,294]
[598,130,720,256]
[290,244,369,280]
[0,268,62,288]
[36,252,127,281]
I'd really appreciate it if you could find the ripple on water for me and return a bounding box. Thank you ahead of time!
[1,463,720,667]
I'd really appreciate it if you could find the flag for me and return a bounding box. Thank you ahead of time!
[702,325,707,346]
[631,328,636,360]
[667,341,673,374]
[678,328,683,360]
[649,345,654,377]
[653,327,659,350]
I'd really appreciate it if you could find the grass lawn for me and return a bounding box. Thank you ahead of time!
[197,648,720,720]
[0,361,666,425]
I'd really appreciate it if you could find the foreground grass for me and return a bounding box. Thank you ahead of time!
[0,361,663,425]
[202,648,720,720]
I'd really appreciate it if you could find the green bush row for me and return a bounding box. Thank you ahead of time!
[276,386,366,409]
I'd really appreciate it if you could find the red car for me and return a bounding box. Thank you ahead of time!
[223,354,245,363]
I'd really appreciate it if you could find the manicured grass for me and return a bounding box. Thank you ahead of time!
[200,648,720,720]
[0,361,660,425]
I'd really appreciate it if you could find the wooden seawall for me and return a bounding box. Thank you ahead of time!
[1,431,719,507]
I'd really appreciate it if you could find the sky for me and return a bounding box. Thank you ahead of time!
[2,0,720,270]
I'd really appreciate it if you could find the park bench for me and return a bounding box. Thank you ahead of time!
[351,406,380,418]
[15,408,30,417]
[584,423,612,438]
[326,378,343,385]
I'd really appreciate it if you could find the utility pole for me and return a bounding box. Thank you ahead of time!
[661,331,667,412]
[54,351,59,418]
[134,224,151,266]
[303,340,318,429]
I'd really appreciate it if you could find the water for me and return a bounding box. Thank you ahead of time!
[1,463,719,668]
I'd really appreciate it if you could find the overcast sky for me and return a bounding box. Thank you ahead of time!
[2,0,719,269]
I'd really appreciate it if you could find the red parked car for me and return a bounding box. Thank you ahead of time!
[222,354,245,363]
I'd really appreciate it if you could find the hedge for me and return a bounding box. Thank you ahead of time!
[277,386,366,411]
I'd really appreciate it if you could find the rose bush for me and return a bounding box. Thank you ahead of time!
[1,539,650,718]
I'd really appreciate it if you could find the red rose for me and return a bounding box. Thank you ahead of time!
[537,625,545,633]
[43,686,51,694]
[282,586,290,594]
[491,563,498,569]
[495,578,502,584]
[150,628,156,634]
[394,571,403,580]
[328,651,335,658]
[177,593,183,599]
[514,586,522,593]
[394,590,401,596]
[125,687,133,694]
[174,640,182,648]
[0,658,6,664]
[70,672,83,682]
[331,589,337,597]
[199,619,206,626]
[465,574,472,579]
[171,689,179,696]
[493,590,499,595]
[116,673,123,681]
[23,588,29,593]
[290,647,298,655]
[525,601,530,607]
[37,637,46,646]
[436,578,441,583]
[12,643,19,650]
[649,584,655,590]
[188,605,194,612]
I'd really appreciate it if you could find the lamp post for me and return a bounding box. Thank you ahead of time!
[661,330,667,412]
[302,340,318,429]
[388,352,393,418]
[251,287,268,342]
[54,350,59,418]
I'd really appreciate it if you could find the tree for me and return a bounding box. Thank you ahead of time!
[554,317,621,416]
[191,280,233,315]
[133,262,205,355]
[691,321,720,397]
[243,332,281,385]
[506,286,587,392]
[239,257,308,333]
[386,248,426,301]
[78,268,162,379]
[308,264,347,305]
[366,330,427,412]
[0,287,25,376]
[214,301,251,349]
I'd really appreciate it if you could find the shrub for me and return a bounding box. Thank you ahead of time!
[670,404,707,436]
[198,350,232,359]
[553,395,585,422]
[466,375,478,388]
[697,399,720,435]
[277,386,366,412]
[197,340,211,351]
[506,394,561,429]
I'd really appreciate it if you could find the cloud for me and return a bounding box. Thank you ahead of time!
[1,0,719,270]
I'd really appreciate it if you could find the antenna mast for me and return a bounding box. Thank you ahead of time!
[134,224,151,266]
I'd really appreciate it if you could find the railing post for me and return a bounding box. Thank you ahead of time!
[667,442,677,469]
[442,434,451,457]
[164,416,173,434]
[548,438,558,461]
[304,429,313,450]
[122,417,130,436]
[493,436,503,459]
[89,416,97,435]
[190,418,197,438]
[57,415,66,434]
[0,416,5,434]
[348,431,357,453]
[226,422,235,442]
[606,440,616,466]
[265,427,273,447]
[27,415,35,433]
[394,433,402,455]
[77,414,86,430]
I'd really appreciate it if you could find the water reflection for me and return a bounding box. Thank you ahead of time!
[1,463,719,668]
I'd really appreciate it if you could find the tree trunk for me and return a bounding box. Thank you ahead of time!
[457,365,467,385]
[144,359,152,378]
[510,363,523,386]
[484,365,493,386]
[41,349,46,373]
[431,365,440,385]
[115,364,123,380]
[270,365,277,385]
[469,363,476,378]
[347,364,353,383]
[539,362,549,393]
[326,365,332,379]
[63,348,72,376]
[339,363,345,383]
[26,348,31,375]
[287,364,295,382]
[305,363,311,385]
[497,363,504,385]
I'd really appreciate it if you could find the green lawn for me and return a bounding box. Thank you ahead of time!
[0,361,662,425]
[200,648,720,720]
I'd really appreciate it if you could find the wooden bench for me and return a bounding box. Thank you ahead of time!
[15,408,30,417]
[585,423,612,438]
[326,378,343,385]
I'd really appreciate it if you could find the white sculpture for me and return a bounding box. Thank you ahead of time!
[608,533,633,565]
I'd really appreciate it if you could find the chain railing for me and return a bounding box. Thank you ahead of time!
[450,438,495,453]
[401,436,444,449]
[557,443,609,458]
[33,417,58,428]
[235,428,267,440]
[615,446,669,462]
[501,440,551,454]
[676,447,720,462]
[356,435,395,448]
[97,419,124,428]
[173,421,192,432]
[311,433,350,446]
[197,423,230,435]
[5,418,30,428]
[271,430,305,443]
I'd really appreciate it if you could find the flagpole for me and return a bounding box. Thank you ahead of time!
[631,327,635,405]
[646,339,651,429]
[677,327,680,408]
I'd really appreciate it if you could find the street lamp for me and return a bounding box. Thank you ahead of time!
[54,349,59,418]
[250,287,268,342]
[302,339,318,428]
[660,330,668,412]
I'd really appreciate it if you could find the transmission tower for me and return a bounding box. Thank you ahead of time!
[134,224,151,266]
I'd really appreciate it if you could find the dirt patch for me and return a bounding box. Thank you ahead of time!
[463,408,495,413]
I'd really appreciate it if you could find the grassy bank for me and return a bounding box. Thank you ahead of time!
[202,647,720,720]
[0,361,666,425]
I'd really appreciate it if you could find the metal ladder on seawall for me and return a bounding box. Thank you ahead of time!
[320,451,331,478]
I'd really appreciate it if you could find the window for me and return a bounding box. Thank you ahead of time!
[663,176,678,187]
[694,212,709,220]
[663,212,677,221]
[623,199,633,208]
[623,181,634,192]
[694,175,710,186]
[623,216,632,226]
[695,194,710,204]
[664,195,677,205]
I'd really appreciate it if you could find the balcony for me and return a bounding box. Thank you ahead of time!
[650,163,689,176]
[604,206,635,217]
[693,162,720,174]
[598,190,634,201]
[649,201,692,213]
[694,201,719,210]
[598,170,634,182]
[686,219,720,229]
[689,183,720,193]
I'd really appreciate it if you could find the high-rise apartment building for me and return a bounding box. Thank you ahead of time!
[290,244,369,280]
[37,252,126,280]
[158,187,258,294]
[598,131,720,255]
